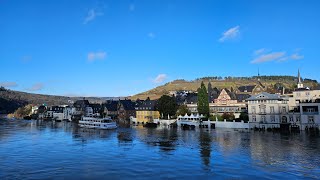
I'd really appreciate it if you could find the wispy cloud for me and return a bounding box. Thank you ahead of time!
[251,52,286,64]
[0,82,18,88]
[153,74,167,83]
[254,48,267,55]
[219,26,240,42]
[129,4,135,11]
[290,53,304,60]
[148,32,155,39]
[87,51,107,62]
[251,49,304,64]
[26,83,44,91]
[83,9,103,24]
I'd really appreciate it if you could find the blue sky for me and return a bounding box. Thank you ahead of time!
[1,0,320,97]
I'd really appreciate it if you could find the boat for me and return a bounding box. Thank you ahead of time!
[79,116,117,130]
[176,114,205,128]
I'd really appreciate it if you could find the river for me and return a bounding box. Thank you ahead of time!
[0,118,319,179]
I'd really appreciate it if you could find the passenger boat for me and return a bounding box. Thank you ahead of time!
[176,114,205,127]
[79,116,117,130]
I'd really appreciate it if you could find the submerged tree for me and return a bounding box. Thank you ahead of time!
[197,82,209,117]
[176,105,191,116]
[156,95,177,119]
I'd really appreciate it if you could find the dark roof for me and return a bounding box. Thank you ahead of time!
[136,100,158,111]
[90,104,102,109]
[236,94,251,102]
[103,101,118,111]
[246,92,281,101]
[186,93,198,104]
[74,100,90,106]
[119,100,136,110]
[238,85,256,93]
[224,88,237,100]
[210,87,220,99]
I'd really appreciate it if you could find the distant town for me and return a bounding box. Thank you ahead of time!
[2,70,320,133]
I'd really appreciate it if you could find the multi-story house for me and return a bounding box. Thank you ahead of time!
[117,99,136,120]
[247,92,289,129]
[135,100,160,124]
[103,100,118,118]
[247,91,320,131]
[187,88,247,118]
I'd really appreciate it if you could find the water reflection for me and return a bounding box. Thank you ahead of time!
[199,130,212,167]
[0,118,319,179]
[134,126,178,152]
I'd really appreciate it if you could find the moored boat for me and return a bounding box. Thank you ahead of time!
[79,116,117,130]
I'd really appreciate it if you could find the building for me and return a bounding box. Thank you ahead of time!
[186,88,247,118]
[103,100,118,118]
[118,99,136,120]
[247,91,320,131]
[135,100,160,124]
[247,92,288,129]
[51,106,65,121]
[73,99,90,115]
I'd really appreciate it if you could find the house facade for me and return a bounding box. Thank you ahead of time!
[247,91,320,131]
[135,100,160,124]
[118,100,136,120]
[187,88,247,118]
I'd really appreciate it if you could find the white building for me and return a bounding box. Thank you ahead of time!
[247,92,289,129]
[247,92,320,131]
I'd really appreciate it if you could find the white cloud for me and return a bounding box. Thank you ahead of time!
[251,49,304,64]
[153,74,167,83]
[219,26,240,42]
[87,51,107,62]
[254,48,267,55]
[83,9,103,24]
[290,53,304,60]
[0,82,18,87]
[251,52,286,64]
[26,83,44,91]
[129,4,135,11]
[148,32,155,39]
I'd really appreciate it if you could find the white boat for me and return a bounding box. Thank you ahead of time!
[176,114,205,127]
[79,116,117,130]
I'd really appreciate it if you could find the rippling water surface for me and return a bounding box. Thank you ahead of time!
[0,118,319,179]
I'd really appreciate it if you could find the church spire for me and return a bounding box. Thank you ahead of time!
[257,68,260,81]
[298,69,301,83]
[297,69,303,88]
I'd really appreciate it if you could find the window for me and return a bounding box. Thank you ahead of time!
[270,106,274,113]
[261,116,266,122]
[296,116,300,122]
[282,107,286,113]
[308,116,314,123]
[270,116,275,122]
[289,116,293,122]
[252,107,256,114]
[252,115,256,122]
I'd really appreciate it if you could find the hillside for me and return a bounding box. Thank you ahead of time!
[129,76,320,100]
[0,87,105,114]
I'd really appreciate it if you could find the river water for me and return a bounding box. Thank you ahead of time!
[0,118,319,179]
